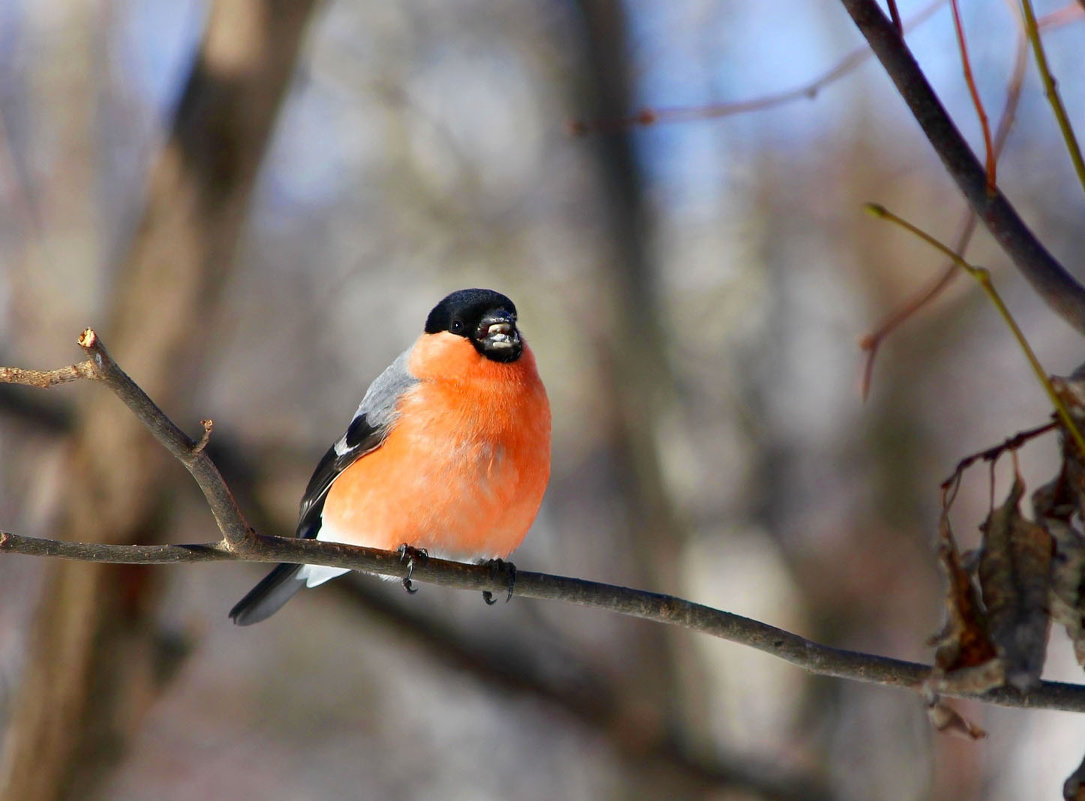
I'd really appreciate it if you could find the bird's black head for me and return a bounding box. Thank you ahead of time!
[425,288,523,363]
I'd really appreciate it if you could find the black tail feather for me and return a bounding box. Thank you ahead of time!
[229,563,305,625]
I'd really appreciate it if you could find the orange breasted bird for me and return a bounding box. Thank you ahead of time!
[229,289,551,625]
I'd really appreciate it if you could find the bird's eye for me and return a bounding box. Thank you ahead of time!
[450,318,466,334]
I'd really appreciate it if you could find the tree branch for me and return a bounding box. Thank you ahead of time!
[839,0,1085,336]
[1,526,1084,713]
[4,331,1085,716]
[20,329,255,551]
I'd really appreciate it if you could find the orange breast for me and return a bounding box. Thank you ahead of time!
[320,333,551,560]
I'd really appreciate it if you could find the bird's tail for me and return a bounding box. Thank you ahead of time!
[229,563,305,625]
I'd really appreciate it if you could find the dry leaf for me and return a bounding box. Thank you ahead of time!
[977,476,1053,691]
[926,698,987,740]
[1047,517,1085,669]
[1033,470,1076,524]
[931,510,998,678]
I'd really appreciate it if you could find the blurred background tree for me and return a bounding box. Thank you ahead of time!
[0,1,1082,800]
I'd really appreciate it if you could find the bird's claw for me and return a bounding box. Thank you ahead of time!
[481,558,516,605]
[398,544,428,594]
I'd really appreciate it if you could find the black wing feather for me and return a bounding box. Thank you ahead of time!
[228,563,309,625]
[296,414,385,538]
[229,413,389,625]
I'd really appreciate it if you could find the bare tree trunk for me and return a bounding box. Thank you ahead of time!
[0,3,319,799]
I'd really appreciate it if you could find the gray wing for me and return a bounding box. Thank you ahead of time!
[296,348,418,539]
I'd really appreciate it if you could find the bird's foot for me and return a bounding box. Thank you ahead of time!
[481,558,516,605]
[397,545,429,594]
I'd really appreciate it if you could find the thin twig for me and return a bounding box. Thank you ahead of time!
[79,330,253,550]
[569,0,946,135]
[858,213,977,400]
[194,418,214,454]
[1018,0,1085,193]
[887,0,904,34]
[0,362,97,389]
[866,204,1085,455]
[1038,2,1084,28]
[858,20,1029,398]
[5,330,254,551]
[839,0,1085,336]
[939,419,1059,490]
[949,0,996,192]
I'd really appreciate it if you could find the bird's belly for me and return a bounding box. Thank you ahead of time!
[320,410,549,560]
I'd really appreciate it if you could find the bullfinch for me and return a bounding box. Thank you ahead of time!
[229,288,551,624]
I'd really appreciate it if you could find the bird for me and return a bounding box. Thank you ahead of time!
[229,288,551,625]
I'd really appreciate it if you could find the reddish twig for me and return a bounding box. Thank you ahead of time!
[569,0,946,136]
[859,24,1029,398]
[940,419,1059,491]
[887,0,904,34]
[950,0,996,192]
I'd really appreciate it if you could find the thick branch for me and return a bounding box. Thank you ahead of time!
[4,332,1085,717]
[1,528,1083,713]
[839,0,1085,335]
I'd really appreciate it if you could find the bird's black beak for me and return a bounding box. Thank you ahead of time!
[475,309,522,362]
